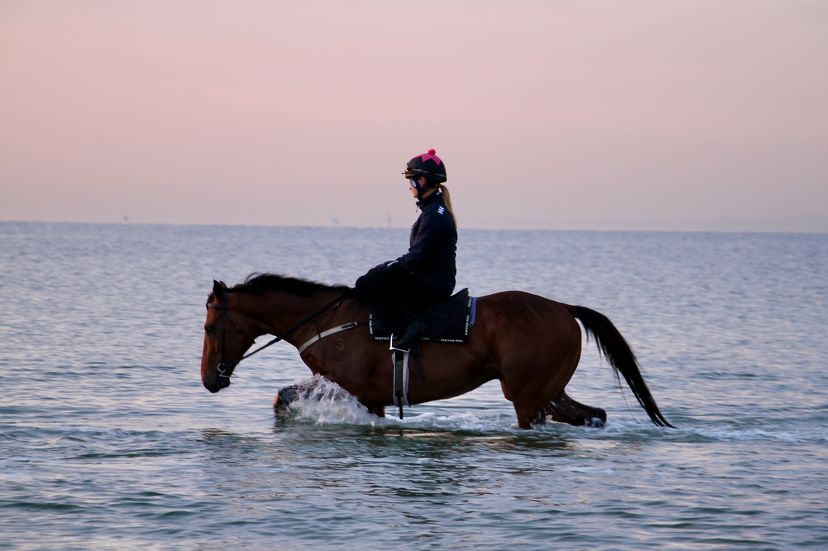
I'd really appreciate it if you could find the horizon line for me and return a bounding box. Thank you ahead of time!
[2,218,826,236]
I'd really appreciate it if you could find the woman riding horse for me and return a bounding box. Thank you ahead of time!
[355,149,458,351]
[200,151,674,429]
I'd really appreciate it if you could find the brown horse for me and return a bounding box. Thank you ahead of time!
[201,274,673,429]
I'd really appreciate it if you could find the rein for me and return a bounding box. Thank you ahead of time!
[207,293,347,379]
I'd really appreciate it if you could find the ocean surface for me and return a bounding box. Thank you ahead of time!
[1,221,826,550]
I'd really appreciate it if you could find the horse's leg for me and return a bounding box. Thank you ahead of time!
[273,384,303,415]
[496,305,583,429]
[499,380,512,401]
[273,377,329,415]
[505,361,580,429]
[545,391,607,428]
[505,366,573,429]
[273,380,386,418]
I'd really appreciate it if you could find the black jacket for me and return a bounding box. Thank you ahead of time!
[382,190,457,296]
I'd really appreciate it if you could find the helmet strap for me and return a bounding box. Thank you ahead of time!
[418,179,438,200]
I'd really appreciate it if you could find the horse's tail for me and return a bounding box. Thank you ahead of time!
[567,305,674,428]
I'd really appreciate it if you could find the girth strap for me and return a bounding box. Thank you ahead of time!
[298,321,367,354]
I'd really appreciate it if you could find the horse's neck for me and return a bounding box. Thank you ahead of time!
[236,290,340,346]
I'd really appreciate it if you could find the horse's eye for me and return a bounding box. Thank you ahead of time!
[204,325,215,335]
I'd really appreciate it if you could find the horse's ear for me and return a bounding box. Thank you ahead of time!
[213,280,226,298]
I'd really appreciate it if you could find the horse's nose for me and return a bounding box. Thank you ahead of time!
[203,376,230,393]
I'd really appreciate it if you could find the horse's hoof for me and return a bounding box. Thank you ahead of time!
[273,397,290,416]
[586,417,605,428]
[274,400,293,417]
[273,386,300,416]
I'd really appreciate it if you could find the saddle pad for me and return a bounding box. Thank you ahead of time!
[369,288,477,344]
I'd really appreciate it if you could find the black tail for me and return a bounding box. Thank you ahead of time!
[568,305,674,428]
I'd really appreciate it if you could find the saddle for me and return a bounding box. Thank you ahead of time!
[369,288,478,344]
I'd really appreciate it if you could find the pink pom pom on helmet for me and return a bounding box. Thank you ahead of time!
[404,148,447,183]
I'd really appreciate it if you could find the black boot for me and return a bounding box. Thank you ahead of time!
[391,319,428,351]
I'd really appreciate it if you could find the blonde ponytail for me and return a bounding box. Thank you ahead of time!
[438,184,456,224]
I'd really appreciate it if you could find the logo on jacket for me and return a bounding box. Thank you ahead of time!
[438,206,445,215]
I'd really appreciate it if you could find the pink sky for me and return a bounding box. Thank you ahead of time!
[2,1,827,231]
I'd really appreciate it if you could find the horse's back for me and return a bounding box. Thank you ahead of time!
[475,290,581,350]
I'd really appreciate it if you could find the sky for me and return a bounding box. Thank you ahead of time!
[1,0,827,232]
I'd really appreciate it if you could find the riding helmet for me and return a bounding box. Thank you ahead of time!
[404,149,447,184]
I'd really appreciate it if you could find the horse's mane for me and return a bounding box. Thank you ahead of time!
[230,273,353,297]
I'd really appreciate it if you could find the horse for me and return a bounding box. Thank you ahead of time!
[200,274,673,429]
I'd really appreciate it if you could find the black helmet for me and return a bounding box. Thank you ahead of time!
[404,149,447,184]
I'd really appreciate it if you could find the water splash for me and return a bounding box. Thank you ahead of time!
[281,375,380,426]
[280,375,518,431]
[279,375,826,445]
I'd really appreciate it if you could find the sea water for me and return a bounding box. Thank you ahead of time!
[1,222,826,549]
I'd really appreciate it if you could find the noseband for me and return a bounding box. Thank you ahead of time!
[206,297,252,380]
[206,292,347,381]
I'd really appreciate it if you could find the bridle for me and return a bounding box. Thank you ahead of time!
[206,291,347,381]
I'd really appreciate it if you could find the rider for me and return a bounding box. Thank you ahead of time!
[355,148,458,350]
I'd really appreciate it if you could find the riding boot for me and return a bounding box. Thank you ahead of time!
[391,319,428,351]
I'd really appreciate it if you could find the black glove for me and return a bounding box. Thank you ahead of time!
[370,260,404,274]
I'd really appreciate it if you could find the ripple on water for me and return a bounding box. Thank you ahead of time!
[3,224,828,549]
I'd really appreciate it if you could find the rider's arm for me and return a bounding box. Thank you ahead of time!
[391,211,446,273]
